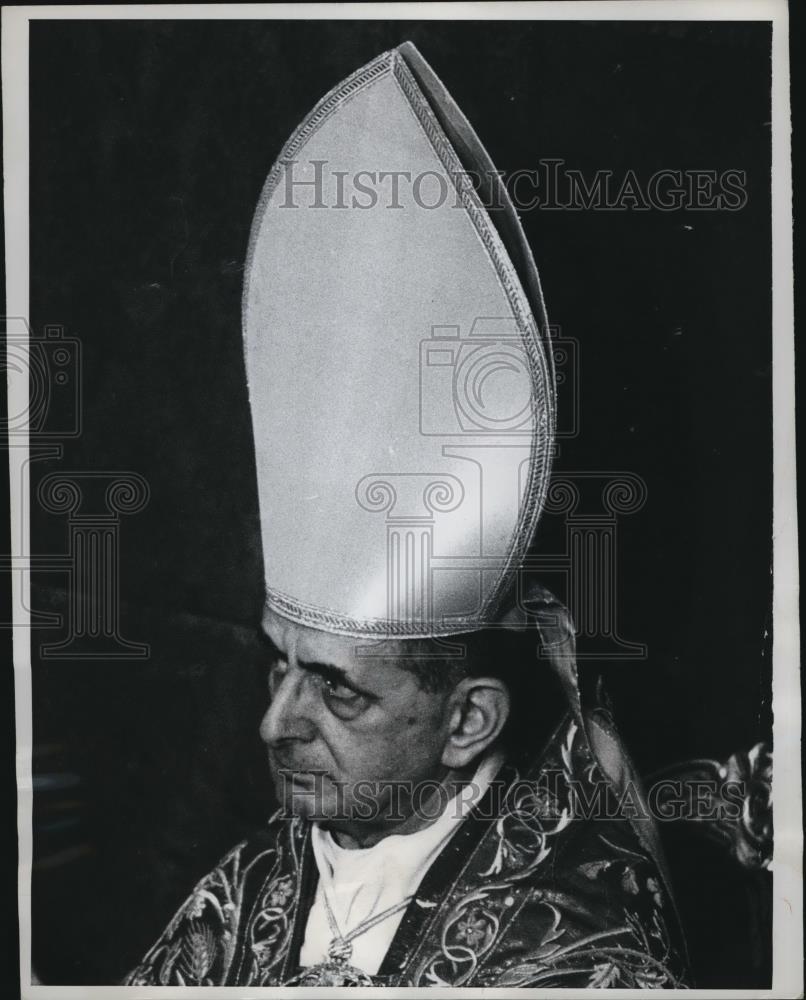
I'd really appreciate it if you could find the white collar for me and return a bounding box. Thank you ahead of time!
[300,750,505,974]
[312,748,505,889]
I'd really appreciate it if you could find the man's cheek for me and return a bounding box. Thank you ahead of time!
[335,739,405,786]
[321,729,384,781]
[323,710,440,780]
[370,734,433,782]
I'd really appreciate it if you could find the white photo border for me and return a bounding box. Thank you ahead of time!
[4,3,799,998]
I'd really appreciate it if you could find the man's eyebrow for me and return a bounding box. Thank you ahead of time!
[297,659,379,700]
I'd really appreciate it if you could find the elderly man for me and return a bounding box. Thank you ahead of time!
[126,42,688,988]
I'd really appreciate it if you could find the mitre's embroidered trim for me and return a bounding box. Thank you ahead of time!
[388,50,554,622]
[246,46,555,636]
[264,587,487,639]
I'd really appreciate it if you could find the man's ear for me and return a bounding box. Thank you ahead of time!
[441,677,510,769]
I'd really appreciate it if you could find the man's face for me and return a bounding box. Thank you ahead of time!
[259,608,454,838]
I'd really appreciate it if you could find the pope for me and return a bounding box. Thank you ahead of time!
[126,41,688,989]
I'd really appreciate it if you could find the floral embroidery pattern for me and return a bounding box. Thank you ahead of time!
[126,720,687,988]
[125,816,307,987]
[456,912,492,948]
[406,718,687,988]
[266,875,295,909]
[181,922,217,984]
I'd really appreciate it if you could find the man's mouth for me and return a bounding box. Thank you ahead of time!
[270,753,328,781]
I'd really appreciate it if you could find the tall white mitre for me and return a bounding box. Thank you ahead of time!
[243,41,555,638]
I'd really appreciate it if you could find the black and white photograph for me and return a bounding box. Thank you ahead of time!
[3,2,800,996]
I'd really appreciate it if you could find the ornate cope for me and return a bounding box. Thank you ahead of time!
[126,714,689,988]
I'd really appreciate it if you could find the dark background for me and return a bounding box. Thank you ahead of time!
[27,19,772,987]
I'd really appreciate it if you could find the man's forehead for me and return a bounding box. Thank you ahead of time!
[262,608,408,676]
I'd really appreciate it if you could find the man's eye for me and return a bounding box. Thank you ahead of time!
[316,677,368,719]
[319,676,359,701]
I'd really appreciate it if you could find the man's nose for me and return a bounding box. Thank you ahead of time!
[259,667,318,746]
